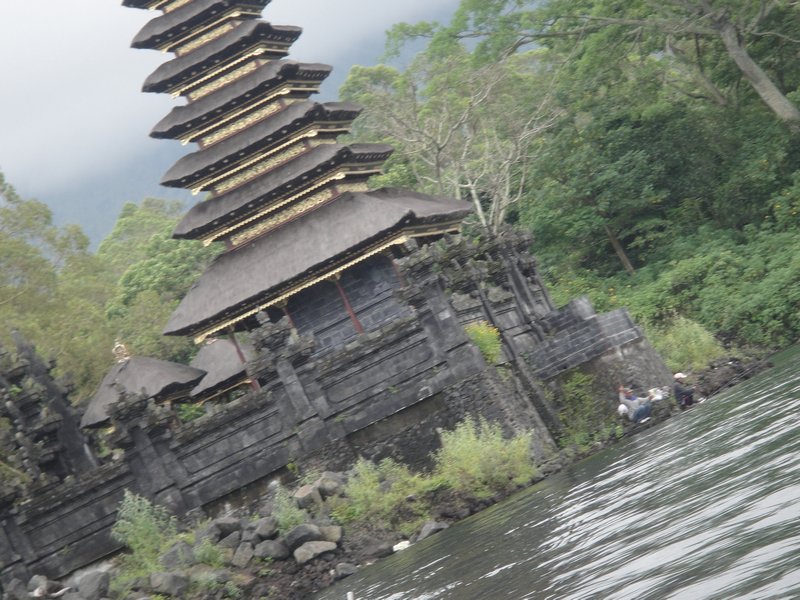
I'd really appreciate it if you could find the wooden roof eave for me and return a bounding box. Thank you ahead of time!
[131,0,270,51]
[165,212,468,342]
[159,102,361,187]
[149,62,332,140]
[190,375,251,402]
[142,21,302,95]
[122,0,167,10]
[171,143,394,240]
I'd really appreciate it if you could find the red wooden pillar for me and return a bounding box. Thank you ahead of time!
[278,300,297,330]
[228,328,261,391]
[386,251,407,286]
[331,275,364,334]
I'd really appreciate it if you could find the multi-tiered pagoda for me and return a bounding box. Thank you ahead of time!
[124,0,470,350]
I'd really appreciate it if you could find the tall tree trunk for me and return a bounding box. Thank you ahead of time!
[604,223,636,276]
[718,20,800,125]
[467,183,489,230]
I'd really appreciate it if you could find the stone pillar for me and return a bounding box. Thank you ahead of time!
[250,317,332,453]
[110,394,190,515]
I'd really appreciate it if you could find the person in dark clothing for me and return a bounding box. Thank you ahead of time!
[673,373,695,409]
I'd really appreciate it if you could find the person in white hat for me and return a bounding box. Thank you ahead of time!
[673,373,695,409]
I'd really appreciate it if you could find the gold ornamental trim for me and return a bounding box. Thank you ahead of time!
[173,20,238,55]
[229,181,369,247]
[202,169,347,245]
[191,130,319,194]
[211,142,309,195]
[160,0,192,12]
[185,54,264,99]
[195,94,290,146]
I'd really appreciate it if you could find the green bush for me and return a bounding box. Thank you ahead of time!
[647,316,727,372]
[331,418,537,533]
[557,372,613,450]
[223,581,243,599]
[330,458,432,533]
[176,402,205,423]
[272,483,308,534]
[434,417,536,497]
[464,321,502,364]
[194,536,224,568]
[110,490,178,587]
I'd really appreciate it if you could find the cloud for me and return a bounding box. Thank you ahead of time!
[0,0,458,239]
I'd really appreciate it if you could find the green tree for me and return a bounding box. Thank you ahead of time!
[405,0,800,126]
[101,202,219,364]
[342,41,559,232]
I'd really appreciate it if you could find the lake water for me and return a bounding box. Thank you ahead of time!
[315,347,800,600]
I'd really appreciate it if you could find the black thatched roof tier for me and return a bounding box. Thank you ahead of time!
[160,101,361,187]
[172,143,394,239]
[164,188,471,338]
[151,60,332,140]
[189,337,253,399]
[80,357,206,428]
[122,0,164,9]
[143,20,301,94]
[132,0,270,50]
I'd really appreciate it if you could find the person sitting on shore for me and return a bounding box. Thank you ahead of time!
[617,385,653,423]
[673,373,696,409]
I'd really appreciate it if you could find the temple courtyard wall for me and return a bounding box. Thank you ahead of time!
[0,232,671,586]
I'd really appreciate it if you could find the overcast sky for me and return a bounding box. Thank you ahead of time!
[0,0,459,243]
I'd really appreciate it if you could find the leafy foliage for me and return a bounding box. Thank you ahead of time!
[344,0,800,354]
[272,483,308,535]
[646,317,727,373]
[332,417,537,532]
[176,402,206,423]
[434,416,536,497]
[464,321,502,364]
[111,490,177,574]
[558,371,616,450]
[193,537,224,568]
[330,458,433,534]
[0,185,217,401]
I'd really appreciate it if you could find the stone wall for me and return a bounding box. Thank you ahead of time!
[527,298,644,380]
[0,231,671,588]
[285,255,410,351]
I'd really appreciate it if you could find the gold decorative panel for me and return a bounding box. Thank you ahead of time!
[230,188,336,246]
[229,181,369,246]
[199,100,284,146]
[202,170,349,244]
[211,142,308,194]
[162,0,193,13]
[186,55,262,100]
[175,22,236,55]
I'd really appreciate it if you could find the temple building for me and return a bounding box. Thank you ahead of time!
[124,0,471,350]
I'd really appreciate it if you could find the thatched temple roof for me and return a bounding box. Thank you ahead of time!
[150,60,332,140]
[160,101,361,188]
[189,337,253,399]
[172,143,394,239]
[143,20,301,94]
[132,0,270,50]
[80,357,206,428]
[164,188,471,338]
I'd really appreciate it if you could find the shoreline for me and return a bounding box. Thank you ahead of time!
[9,355,770,600]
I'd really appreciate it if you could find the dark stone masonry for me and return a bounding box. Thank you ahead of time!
[0,231,671,589]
